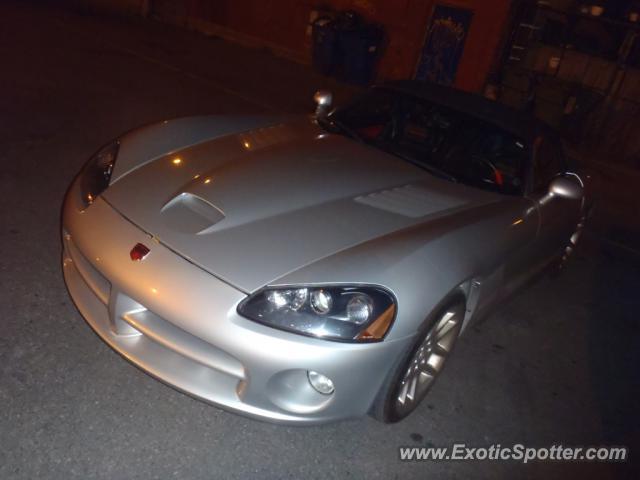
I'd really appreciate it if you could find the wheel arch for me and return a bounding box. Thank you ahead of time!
[369,285,468,422]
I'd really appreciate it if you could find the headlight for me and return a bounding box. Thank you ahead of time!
[79,140,119,208]
[238,285,396,342]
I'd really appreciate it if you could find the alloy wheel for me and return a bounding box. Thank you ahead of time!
[393,304,463,417]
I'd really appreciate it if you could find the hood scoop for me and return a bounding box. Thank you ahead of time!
[160,192,225,234]
[104,118,495,291]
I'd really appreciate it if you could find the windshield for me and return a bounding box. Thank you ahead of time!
[326,88,528,196]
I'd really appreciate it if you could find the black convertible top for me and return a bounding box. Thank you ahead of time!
[380,80,554,145]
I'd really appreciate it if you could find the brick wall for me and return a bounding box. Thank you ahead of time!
[149,0,512,93]
[59,0,148,16]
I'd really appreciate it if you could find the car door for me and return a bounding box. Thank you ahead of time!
[453,127,541,311]
[527,136,583,266]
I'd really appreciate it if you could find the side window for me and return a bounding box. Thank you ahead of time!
[463,129,528,195]
[533,138,565,192]
[333,90,395,140]
[396,100,456,157]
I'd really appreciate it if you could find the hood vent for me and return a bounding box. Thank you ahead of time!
[160,193,225,234]
[354,184,467,218]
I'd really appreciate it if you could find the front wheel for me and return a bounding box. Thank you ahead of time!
[371,298,465,423]
[554,203,590,274]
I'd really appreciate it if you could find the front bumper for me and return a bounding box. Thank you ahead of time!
[62,185,412,424]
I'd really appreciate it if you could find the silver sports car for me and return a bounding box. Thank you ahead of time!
[62,81,587,424]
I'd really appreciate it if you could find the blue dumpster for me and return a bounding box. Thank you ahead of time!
[339,24,384,85]
[311,16,339,75]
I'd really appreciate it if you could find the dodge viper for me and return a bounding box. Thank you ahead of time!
[62,81,587,424]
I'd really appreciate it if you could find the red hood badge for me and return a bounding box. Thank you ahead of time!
[130,243,150,261]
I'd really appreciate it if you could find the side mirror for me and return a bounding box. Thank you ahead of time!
[313,90,333,118]
[549,175,583,200]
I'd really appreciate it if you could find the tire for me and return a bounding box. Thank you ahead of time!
[369,294,466,423]
[551,207,588,276]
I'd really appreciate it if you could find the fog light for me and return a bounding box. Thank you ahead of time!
[307,370,335,395]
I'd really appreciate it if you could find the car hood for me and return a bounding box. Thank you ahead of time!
[104,118,497,292]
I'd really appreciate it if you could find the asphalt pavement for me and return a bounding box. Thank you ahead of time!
[1,2,638,478]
